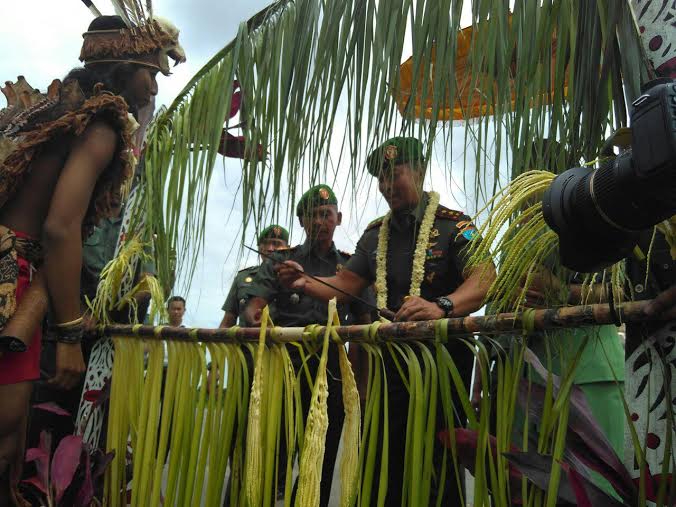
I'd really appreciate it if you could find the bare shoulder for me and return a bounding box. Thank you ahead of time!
[72,120,119,163]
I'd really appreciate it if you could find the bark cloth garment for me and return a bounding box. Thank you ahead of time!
[0,226,44,384]
[0,78,136,383]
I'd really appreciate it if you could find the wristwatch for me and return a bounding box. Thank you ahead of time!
[436,296,454,317]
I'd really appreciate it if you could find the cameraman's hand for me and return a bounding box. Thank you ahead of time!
[48,342,85,390]
[274,261,306,290]
[645,284,676,320]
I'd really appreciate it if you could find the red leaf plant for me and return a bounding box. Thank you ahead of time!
[22,394,115,506]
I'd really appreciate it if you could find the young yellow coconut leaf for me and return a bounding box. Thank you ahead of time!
[245,306,273,507]
[294,299,336,506]
[105,337,145,506]
[656,217,676,259]
[331,318,361,507]
[88,237,149,324]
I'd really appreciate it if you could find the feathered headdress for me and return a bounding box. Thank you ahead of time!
[79,0,186,75]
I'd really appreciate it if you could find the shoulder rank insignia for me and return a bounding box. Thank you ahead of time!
[244,276,253,283]
[435,205,464,221]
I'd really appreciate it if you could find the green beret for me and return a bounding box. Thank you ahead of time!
[296,184,338,217]
[258,224,289,243]
[366,137,425,177]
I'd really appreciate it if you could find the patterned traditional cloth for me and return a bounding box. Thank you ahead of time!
[0,227,43,385]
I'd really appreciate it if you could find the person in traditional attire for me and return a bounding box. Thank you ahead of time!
[27,189,156,459]
[219,224,289,328]
[0,10,184,504]
[244,184,373,507]
[275,138,495,505]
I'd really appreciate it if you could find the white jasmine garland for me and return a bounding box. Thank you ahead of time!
[375,191,440,310]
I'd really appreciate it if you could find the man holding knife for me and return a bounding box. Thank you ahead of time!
[275,138,495,505]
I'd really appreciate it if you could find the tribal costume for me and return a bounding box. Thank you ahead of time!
[0,1,185,384]
[0,228,44,384]
[0,78,136,384]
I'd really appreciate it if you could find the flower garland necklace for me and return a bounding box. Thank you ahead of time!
[375,191,440,309]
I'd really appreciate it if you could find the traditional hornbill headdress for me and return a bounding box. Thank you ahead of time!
[79,0,186,75]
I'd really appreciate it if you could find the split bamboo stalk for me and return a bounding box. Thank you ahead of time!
[97,300,658,343]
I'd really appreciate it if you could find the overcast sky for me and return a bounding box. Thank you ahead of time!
[1,1,498,327]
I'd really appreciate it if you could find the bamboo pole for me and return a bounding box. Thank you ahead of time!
[95,300,659,343]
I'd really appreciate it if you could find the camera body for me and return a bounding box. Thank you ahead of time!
[542,79,676,272]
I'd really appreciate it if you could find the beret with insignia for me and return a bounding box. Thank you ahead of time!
[258,224,289,243]
[366,137,425,177]
[296,184,338,217]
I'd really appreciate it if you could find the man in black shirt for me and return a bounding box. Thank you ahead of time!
[276,138,495,505]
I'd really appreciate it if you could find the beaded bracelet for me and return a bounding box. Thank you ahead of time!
[52,316,84,344]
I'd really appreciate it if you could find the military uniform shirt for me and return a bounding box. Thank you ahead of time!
[345,192,478,311]
[81,216,155,303]
[222,265,261,325]
[250,241,372,327]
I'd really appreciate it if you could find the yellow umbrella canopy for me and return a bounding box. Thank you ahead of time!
[396,16,568,121]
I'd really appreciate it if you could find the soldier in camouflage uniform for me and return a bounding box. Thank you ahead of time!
[219,224,289,328]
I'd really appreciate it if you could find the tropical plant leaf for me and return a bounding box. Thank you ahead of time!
[438,427,523,485]
[74,451,94,507]
[34,431,51,499]
[25,448,49,463]
[564,464,593,507]
[33,402,70,417]
[21,476,48,497]
[51,434,84,503]
[520,350,636,502]
[504,451,627,507]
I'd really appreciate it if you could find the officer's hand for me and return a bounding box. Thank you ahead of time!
[48,342,85,390]
[522,270,561,308]
[395,296,445,322]
[275,260,306,290]
[645,283,676,320]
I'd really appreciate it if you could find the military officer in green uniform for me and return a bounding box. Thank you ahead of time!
[219,224,289,328]
[244,184,373,507]
[276,138,495,506]
[217,224,289,502]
